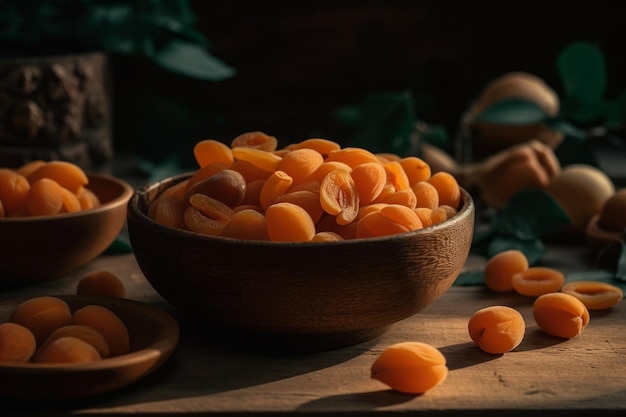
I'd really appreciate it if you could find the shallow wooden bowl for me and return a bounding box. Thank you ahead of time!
[0,173,133,284]
[127,173,475,350]
[0,295,179,400]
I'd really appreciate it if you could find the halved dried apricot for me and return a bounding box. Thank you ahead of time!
[319,168,359,225]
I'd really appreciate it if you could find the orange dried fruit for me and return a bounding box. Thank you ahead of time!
[320,168,359,225]
[232,146,282,172]
[265,202,316,242]
[230,131,278,152]
[484,250,529,293]
[35,336,101,364]
[276,148,324,185]
[193,139,234,168]
[259,170,294,210]
[371,341,448,394]
[23,178,64,216]
[26,160,88,194]
[350,162,386,205]
[0,168,30,215]
[533,292,590,338]
[221,209,269,240]
[468,305,525,354]
[76,270,126,298]
[427,171,461,209]
[511,267,565,297]
[71,305,130,356]
[0,322,37,364]
[561,281,623,310]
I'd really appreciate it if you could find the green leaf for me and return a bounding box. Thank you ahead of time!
[153,39,235,81]
[487,236,546,265]
[547,119,587,140]
[104,236,133,255]
[501,189,572,237]
[348,91,417,156]
[557,42,606,102]
[454,270,486,286]
[473,98,548,125]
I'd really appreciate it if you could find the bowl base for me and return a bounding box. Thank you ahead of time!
[180,315,391,353]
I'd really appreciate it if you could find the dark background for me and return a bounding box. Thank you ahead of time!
[111,0,626,160]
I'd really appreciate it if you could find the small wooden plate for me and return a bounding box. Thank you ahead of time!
[0,295,179,400]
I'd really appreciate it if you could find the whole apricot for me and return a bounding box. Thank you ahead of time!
[371,341,448,394]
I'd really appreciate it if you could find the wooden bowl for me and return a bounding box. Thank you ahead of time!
[0,173,133,284]
[127,173,475,350]
[0,295,179,400]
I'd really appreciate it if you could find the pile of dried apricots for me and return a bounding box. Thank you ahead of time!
[149,131,462,242]
[0,271,128,365]
[0,160,100,218]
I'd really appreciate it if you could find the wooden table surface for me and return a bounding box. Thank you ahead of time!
[1,245,624,416]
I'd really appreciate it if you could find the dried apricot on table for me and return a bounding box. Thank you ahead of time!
[561,280,623,310]
[511,266,565,297]
[371,341,448,394]
[0,322,37,364]
[76,270,126,298]
[484,250,529,293]
[468,305,525,354]
[533,292,590,338]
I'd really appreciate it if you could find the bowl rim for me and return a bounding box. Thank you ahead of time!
[129,172,475,247]
[0,172,134,223]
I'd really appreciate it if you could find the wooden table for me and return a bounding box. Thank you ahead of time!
[2,246,624,416]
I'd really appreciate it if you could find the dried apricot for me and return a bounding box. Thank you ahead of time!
[232,146,282,172]
[468,305,525,354]
[399,156,431,185]
[184,169,246,208]
[371,341,448,394]
[276,148,324,185]
[427,171,461,209]
[512,267,565,297]
[412,181,439,210]
[76,270,126,298]
[36,324,110,359]
[23,178,64,216]
[0,322,37,364]
[533,292,590,338]
[0,168,30,215]
[350,162,387,205]
[230,131,278,152]
[259,170,293,210]
[319,168,359,225]
[561,281,623,310]
[71,305,130,356]
[27,160,88,194]
[10,296,72,345]
[484,250,529,293]
[290,138,341,156]
[265,202,316,242]
[221,209,270,240]
[35,336,101,364]
[193,139,234,168]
